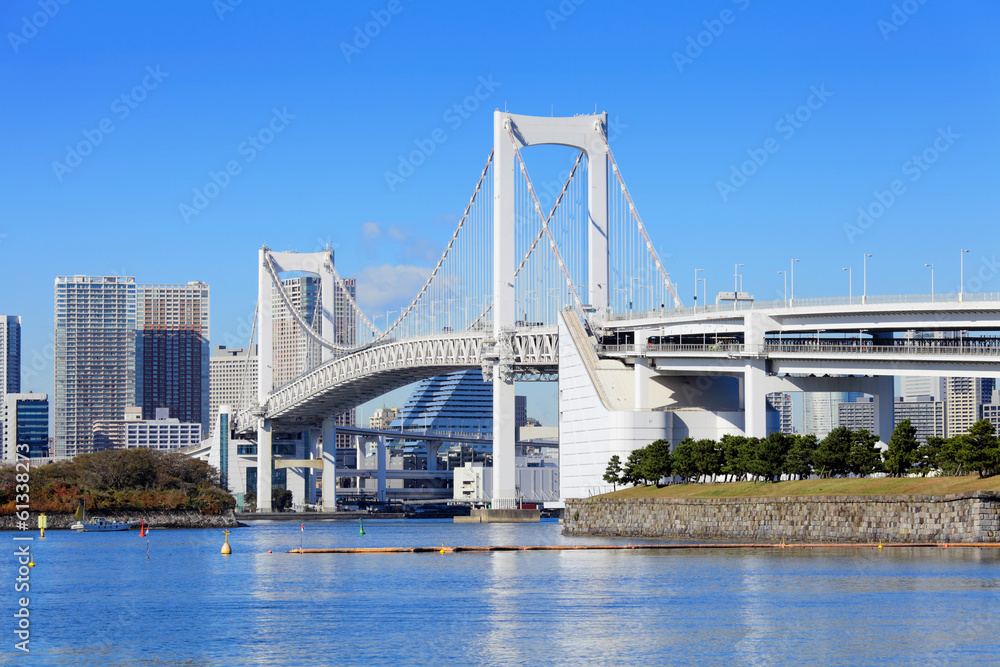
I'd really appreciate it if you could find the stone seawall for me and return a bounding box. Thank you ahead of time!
[0,509,240,531]
[563,492,1000,543]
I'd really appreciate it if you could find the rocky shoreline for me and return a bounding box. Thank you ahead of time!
[0,509,240,530]
[564,492,1000,543]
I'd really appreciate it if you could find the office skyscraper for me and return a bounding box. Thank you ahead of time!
[0,315,19,397]
[945,377,996,437]
[0,315,20,457]
[803,391,864,439]
[136,282,210,433]
[209,345,257,433]
[54,276,209,458]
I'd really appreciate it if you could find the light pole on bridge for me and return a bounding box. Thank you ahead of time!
[694,268,703,313]
[925,263,934,302]
[733,263,743,311]
[843,267,852,301]
[960,249,969,302]
[863,253,872,305]
[790,259,799,307]
[777,271,786,304]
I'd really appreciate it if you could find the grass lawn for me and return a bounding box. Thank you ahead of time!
[599,475,1000,500]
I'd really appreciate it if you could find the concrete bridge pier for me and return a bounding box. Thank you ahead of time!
[874,374,895,448]
[426,440,441,471]
[256,418,273,512]
[322,417,337,511]
[377,435,387,503]
[744,359,768,439]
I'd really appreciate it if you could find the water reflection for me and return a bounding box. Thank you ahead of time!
[5,524,1000,666]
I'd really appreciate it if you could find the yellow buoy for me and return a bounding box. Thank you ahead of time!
[221,530,232,555]
[39,513,47,538]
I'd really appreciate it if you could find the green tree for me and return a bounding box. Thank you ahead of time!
[848,429,884,477]
[622,447,647,486]
[692,439,722,481]
[814,427,853,477]
[272,487,293,511]
[671,438,698,483]
[640,439,672,486]
[935,436,966,476]
[959,420,999,477]
[784,434,818,480]
[912,437,942,477]
[603,454,623,491]
[883,419,919,477]
[719,435,751,482]
[749,432,792,482]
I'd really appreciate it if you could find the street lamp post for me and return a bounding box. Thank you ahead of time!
[777,270,786,303]
[734,263,743,311]
[694,268,703,313]
[925,263,934,302]
[960,249,969,302]
[863,253,872,304]
[790,259,799,307]
[843,267,852,301]
[699,277,707,312]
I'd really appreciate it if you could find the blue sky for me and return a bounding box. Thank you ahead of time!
[2,0,998,427]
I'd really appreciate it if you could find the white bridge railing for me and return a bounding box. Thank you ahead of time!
[607,292,1000,321]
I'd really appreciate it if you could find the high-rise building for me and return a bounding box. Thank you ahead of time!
[895,395,946,444]
[803,391,864,439]
[55,276,137,458]
[900,376,945,401]
[2,393,47,462]
[945,377,996,437]
[766,392,795,434]
[982,389,1000,432]
[209,345,257,434]
[54,276,209,458]
[837,397,875,433]
[0,315,21,457]
[136,282,210,433]
[0,315,19,397]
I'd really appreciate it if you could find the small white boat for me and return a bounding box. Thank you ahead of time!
[69,500,137,532]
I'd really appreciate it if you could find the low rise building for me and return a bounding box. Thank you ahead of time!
[2,393,48,462]
[93,407,202,451]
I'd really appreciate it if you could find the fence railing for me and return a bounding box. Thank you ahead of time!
[606,291,1000,322]
[602,342,1000,358]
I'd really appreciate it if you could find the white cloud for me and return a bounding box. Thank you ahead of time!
[361,221,382,239]
[355,263,432,311]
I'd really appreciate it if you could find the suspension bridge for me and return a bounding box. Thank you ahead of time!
[221,110,1000,512]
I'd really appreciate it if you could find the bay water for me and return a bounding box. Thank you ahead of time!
[4,519,1000,665]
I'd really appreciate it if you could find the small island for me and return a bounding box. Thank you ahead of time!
[1,448,238,530]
